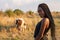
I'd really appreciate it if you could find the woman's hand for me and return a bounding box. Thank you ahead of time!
[35,34,43,40]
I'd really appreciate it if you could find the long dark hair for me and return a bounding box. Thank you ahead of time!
[38,3,56,40]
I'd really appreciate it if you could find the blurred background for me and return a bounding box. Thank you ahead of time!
[0,0,60,40]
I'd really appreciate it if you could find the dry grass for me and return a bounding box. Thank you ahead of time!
[0,12,60,40]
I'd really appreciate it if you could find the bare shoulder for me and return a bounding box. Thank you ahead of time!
[42,18,50,28]
[45,18,49,22]
[42,18,50,23]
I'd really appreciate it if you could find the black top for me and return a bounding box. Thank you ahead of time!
[34,19,49,38]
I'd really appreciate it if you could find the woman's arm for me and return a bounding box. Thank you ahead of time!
[35,18,49,40]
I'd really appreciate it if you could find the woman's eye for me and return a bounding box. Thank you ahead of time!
[38,10,42,12]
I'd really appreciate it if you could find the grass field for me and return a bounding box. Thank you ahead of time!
[0,12,60,40]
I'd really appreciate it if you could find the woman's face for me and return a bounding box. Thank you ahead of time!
[38,7,45,18]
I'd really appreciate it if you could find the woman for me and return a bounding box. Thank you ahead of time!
[34,3,56,40]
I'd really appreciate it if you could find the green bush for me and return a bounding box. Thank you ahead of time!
[27,11,34,15]
[14,9,24,15]
[5,9,14,17]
